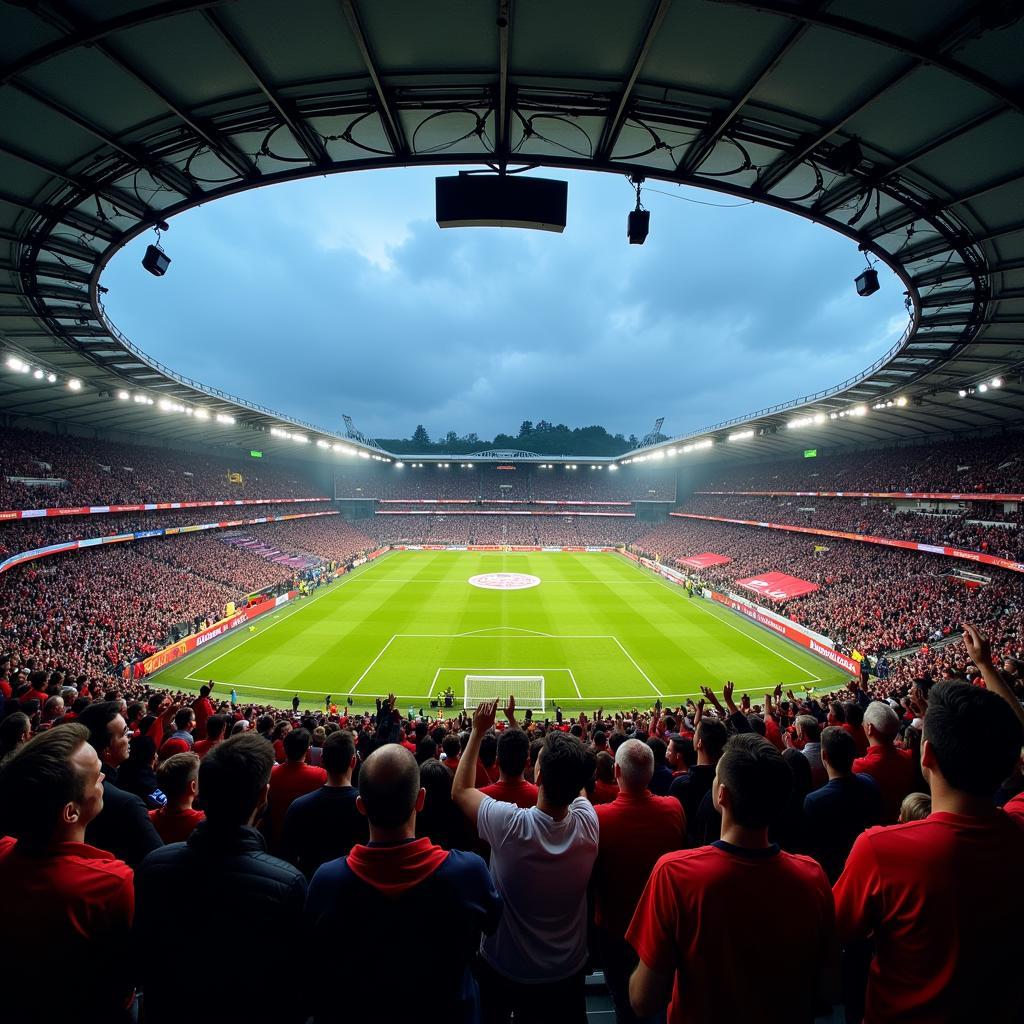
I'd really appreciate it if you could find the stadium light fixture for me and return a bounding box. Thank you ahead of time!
[395,461,404,467]
[991,377,1002,388]
[728,429,754,441]
[117,390,130,400]
[142,222,171,277]
[978,382,988,392]
[316,439,330,448]
[467,463,473,468]
[215,414,235,425]
[896,396,908,407]
[958,389,968,398]
[292,433,308,443]
[6,356,29,373]
[32,368,43,380]
[627,174,649,245]
[67,378,82,391]
[46,372,56,383]
[855,267,879,297]
[194,408,210,420]
[609,465,618,471]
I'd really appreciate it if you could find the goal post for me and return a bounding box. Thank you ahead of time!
[464,675,546,711]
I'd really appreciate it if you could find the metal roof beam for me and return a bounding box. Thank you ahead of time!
[495,0,513,163]
[0,142,150,221]
[677,16,808,177]
[339,0,409,158]
[901,218,1024,264]
[8,81,200,201]
[203,11,329,168]
[596,0,673,162]
[0,189,118,241]
[812,106,1007,217]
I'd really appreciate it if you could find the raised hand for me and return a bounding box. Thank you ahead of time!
[473,699,499,734]
[962,623,993,668]
[503,694,517,722]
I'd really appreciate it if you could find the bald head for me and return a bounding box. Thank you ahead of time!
[358,744,421,828]
[615,738,654,792]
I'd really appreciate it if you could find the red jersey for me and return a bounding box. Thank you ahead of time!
[627,843,833,1024]
[1004,791,1024,824]
[0,840,134,1018]
[480,778,539,808]
[192,695,214,739]
[192,737,220,758]
[148,806,205,844]
[594,790,685,940]
[267,761,327,845]
[851,743,917,824]
[590,779,619,805]
[834,810,1024,1022]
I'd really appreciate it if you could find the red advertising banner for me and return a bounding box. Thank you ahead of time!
[735,572,819,602]
[670,512,1024,575]
[696,490,1024,502]
[710,591,859,677]
[374,509,635,518]
[0,496,329,522]
[678,552,732,569]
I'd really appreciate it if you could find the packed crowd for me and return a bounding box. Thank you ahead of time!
[632,518,1024,678]
[692,431,1024,495]
[1,427,327,509]
[334,464,677,502]
[0,519,377,679]
[674,494,1023,560]
[0,503,334,557]
[1,624,1021,1023]
[363,513,644,547]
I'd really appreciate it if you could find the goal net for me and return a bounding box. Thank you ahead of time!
[464,675,546,711]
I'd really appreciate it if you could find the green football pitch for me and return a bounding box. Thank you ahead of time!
[155,550,849,712]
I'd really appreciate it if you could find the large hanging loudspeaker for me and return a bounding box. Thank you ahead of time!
[436,174,568,233]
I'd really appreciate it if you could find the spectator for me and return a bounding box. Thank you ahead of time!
[191,683,214,740]
[0,724,135,1022]
[305,744,501,1024]
[192,713,227,757]
[852,701,917,823]
[481,716,539,807]
[417,756,473,851]
[307,725,327,767]
[453,700,598,1024]
[590,750,620,805]
[593,739,685,1023]
[280,730,367,878]
[0,710,31,762]
[148,752,204,843]
[834,682,1024,1021]
[78,700,163,867]
[627,734,836,1023]
[898,792,931,823]
[646,737,673,795]
[803,727,880,882]
[265,727,328,850]
[668,717,726,842]
[166,706,195,749]
[133,734,307,1024]
[115,735,165,809]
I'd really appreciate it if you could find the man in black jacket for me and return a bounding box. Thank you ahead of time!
[79,700,163,867]
[134,733,307,1024]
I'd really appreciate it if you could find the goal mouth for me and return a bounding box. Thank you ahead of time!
[464,674,545,711]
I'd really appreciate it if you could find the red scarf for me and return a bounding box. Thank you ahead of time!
[346,838,449,895]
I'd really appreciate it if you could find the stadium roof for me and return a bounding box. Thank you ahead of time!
[1,0,1022,465]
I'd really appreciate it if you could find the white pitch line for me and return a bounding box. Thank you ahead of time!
[457,626,555,637]
[609,636,664,697]
[619,555,823,683]
[568,667,582,699]
[427,667,442,697]
[181,554,391,680]
[347,635,398,694]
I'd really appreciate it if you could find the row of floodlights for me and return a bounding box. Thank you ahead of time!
[959,377,1002,398]
[270,427,390,460]
[116,389,234,424]
[6,355,79,391]
[622,439,714,465]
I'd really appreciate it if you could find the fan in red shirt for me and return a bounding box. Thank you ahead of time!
[265,727,326,850]
[851,701,918,823]
[627,734,836,1024]
[192,714,227,758]
[191,682,215,740]
[834,679,1024,1023]
[148,752,205,844]
[590,751,619,804]
[480,725,538,808]
[594,738,685,1021]
[0,723,135,1022]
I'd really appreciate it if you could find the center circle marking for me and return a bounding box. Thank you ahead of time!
[468,572,541,591]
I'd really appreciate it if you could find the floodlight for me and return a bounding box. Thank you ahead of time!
[216,414,235,424]
[46,372,56,383]
[979,383,988,392]
[32,368,43,379]
[142,244,171,277]
[67,378,82,391]
[117,390,130,400]
[991,377,1002,388]
[855,268,879,297]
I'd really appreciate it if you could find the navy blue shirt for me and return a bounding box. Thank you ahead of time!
[803,773,881,882]
[306,843,501,1023]
[280,784,367,879]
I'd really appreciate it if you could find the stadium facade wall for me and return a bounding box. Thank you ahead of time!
[0,496,330,522]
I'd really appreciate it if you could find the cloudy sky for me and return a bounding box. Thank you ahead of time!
[102,167,907,444]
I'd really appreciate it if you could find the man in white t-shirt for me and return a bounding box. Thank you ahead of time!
[453,699,598,1024]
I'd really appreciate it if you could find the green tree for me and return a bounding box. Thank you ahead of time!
[518,420,533,437]
[411,424,430,446]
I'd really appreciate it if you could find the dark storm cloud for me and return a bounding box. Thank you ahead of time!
[101,168,906,443]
